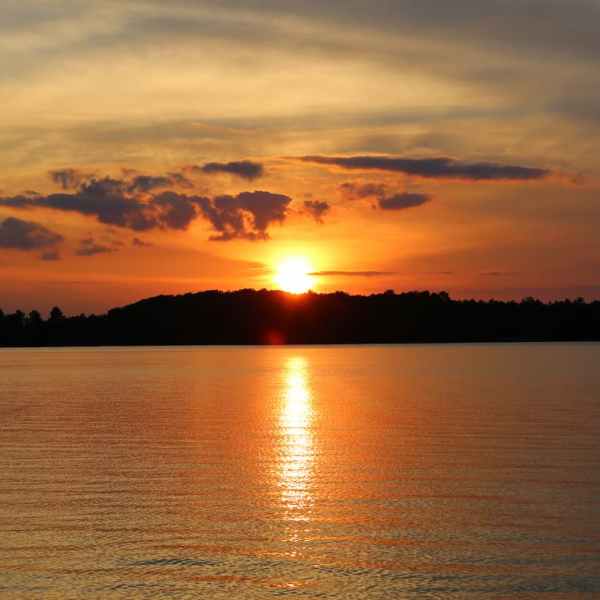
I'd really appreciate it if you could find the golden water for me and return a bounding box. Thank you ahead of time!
[1,344,599,598]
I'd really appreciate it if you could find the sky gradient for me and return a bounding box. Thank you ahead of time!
[2,0,600,314]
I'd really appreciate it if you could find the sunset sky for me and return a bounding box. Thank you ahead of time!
[2,0,600,314]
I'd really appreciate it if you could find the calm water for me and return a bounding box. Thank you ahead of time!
[1,344,599,599]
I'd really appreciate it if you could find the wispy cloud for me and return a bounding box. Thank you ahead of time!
[302,155,549,181]
[76,237,116,257]
[193,160,264,181]
[311,270,394,278]
[49,168,91,190]
[340,182,432,211]
[379,193,431,210]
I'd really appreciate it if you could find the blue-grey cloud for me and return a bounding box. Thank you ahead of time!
[76,237,115,256]
[202,191,291,240]
[0,217,63,251]
[132,237,153,247]
[127,173,193,193]
[41,250,61,261]
[187,0,600,65]
[304,200,330,223]
[197,161,264,181]
[49,168,88,190]
[302,155,549,181]
[379,193,431,210]
[340,182,387,199]
[49,169,193,195]
[0,178,206,232]
[127,175,172,193]
[0,175,292,241]
[340,181,432,211]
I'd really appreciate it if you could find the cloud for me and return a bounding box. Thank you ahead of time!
[167,172,194,189]
[201,190,291,241]
[41,250,61,261]
[379,193,431,210]
[302,155,549,181]
[0,172,293,241]
[304,200,330,223]
[340,181,432,211]
[127,175,173,193]
[311,270,394,277]
[132,237,153,247]
[50,169,193,196]
[152,191,202,230]
[340,182,387,199]
[127,173,193,193]
[0,217,63,250]
[49,168,88,190]
[172,0,600,65]
[0,178,208,232]
[196,160,264,180]
[76,237,115,256]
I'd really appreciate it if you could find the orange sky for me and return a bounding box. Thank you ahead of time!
[1,1,600,314]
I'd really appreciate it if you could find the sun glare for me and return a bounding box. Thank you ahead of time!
[274,258,314,294]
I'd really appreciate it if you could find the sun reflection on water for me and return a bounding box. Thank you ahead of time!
[279,356,314,519]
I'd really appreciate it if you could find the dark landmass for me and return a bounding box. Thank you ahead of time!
[1,289,600,347]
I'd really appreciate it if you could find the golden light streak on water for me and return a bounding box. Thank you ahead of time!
[279,356,315,520]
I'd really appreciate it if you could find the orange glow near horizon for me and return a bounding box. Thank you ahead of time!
[1,1,598,314]
[274,258,315,294]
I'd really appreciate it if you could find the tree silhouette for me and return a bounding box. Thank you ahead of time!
[49,306,65,321]
[1,290,599,347]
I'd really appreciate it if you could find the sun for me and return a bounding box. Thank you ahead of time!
[274,258,314,294]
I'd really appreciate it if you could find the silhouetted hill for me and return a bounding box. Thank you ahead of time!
[1,289,600,346]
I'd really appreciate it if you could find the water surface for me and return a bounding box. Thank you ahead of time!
[1,344,599,598]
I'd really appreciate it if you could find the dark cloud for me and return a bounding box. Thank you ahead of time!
[340,182,387,199]
[197,161,264,181]
[132,237,153,247]
[0,217,63,250]
[49,169,193,196]
[127,173,193,193]
[41,250,61,261]
[167,172,194,189]
[0,178,206,232]
[76,237,115,257]
[127,175,172,193]
[49,168,88,190]
[201,191,291,241]
[152,191,201,230]
[304,200,330,223]
[0,175,292,241]
[311,271,394,277]
[341,181,432,211]
[379,193,431,210]
[302,155,549,181]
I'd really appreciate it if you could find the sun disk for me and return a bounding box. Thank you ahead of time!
[274,258,314,294]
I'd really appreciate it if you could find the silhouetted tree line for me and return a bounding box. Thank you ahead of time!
[1,289,600,346]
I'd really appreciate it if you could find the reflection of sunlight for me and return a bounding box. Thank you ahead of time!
[279,357,314,517]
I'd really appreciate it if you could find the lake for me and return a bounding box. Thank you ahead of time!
[1,344,599,598]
